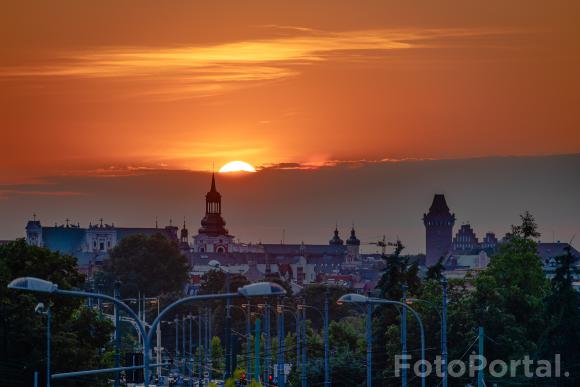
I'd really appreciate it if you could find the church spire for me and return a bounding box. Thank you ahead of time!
[210,172,217,193]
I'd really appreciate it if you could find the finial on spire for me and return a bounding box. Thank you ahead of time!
[155,216,158,228]
[169,218,173,226]
[65,218,70,227]
[33,213,37,221]
[183,216,186,228]
[99,218,103,227]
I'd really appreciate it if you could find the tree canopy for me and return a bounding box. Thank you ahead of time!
[0,239,113,386]
[104,233,190,297]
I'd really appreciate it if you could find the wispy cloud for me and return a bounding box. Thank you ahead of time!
[0,28,501,100]
[0,189,84,199]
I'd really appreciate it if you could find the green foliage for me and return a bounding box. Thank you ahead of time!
[539,246,580,381]
[470,231,548,361]
[104,233,189,297]
[0,239,114,386]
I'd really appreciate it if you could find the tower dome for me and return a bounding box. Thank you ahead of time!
[198,173,229,236]
[329,226,344,245]
[346,226,360,246]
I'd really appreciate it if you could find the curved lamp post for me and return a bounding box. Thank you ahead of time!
[8,277,286,387]
[337,294,427,387]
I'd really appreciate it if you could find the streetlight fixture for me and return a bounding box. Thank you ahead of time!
[337,294,427,387]
[8,277,286,387]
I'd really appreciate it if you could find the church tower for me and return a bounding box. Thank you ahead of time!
[423,194,455,266]
[346,225,361,262]
[329,226,344,245]
[193,173,234,253]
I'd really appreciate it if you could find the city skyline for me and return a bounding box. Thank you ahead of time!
[2,154,578,254]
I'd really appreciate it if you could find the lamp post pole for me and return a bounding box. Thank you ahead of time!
[441,278,448,387]
[401,285,408,387]
[323,292,330,387]
[182,315,187,377]
[295,305,301,383]
[264,303,271,386]
[277,303,285,387]
[366,297,372,387]
[114,282,120,387]
[245,302,251,381]
[189,315,193,387]
[300,305,307,387]
[254,317,261,382]
[225,270,232,379]
[198,312,203,387]
[175,317,179,375]
[46,304,51,387]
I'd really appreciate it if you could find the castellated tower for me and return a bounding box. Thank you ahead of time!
[423,194,455,266]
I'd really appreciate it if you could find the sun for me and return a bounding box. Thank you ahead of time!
[218,160,256,173]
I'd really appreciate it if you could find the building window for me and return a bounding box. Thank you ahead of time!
[99,242,104,251]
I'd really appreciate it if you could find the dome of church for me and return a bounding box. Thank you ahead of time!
[346,226,360,246]
[329,226,344,245]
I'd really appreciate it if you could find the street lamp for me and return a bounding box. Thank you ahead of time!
[35,302,51,387]
[405,277,448,387]
[337,294,427,387]
[8,277,286,387]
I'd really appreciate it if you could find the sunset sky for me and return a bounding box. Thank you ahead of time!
[1,1,579,250]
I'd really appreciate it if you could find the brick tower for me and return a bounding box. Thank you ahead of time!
[423,194,455,266]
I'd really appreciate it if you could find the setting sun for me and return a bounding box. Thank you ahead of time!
[218,161,257,173]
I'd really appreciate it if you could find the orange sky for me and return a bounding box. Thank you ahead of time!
[1,1,580,184]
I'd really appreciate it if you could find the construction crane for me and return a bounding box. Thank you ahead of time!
[369,235,399,255]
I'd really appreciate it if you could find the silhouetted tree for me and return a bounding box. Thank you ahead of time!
[0,239,113,386]
[104,233,189,297]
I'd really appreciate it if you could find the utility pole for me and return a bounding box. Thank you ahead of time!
[402,284,408,387]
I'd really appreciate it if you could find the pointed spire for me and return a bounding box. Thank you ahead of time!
[210,172,217,192]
